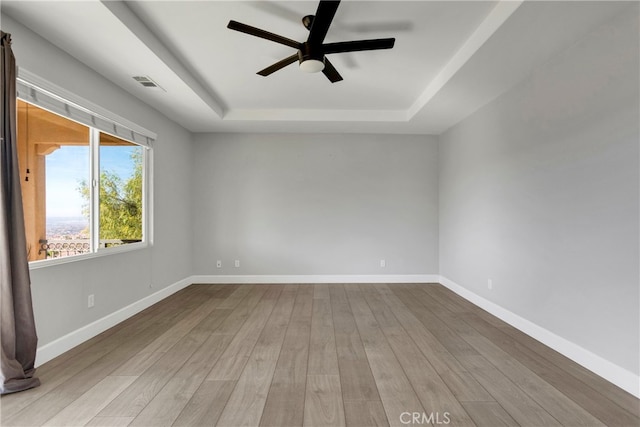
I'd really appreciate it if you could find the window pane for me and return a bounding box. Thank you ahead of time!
[46,146,91,256]
[99,133,144,248]
[17,100,91,261]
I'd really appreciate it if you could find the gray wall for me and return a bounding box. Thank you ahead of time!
[3,15,194,347]
[192,133,439,276]
[438,6,639,374]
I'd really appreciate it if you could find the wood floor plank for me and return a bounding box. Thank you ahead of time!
[196,307,234,332]
[343,400,390,427]
[435,279,640,420]
[112,288,226,376]
[338,359,382,403]
[128,313,236,426]
[383,285,471,373]
[415,285,638,426]
[437,370,496,403]
[307,297,340,375]
[216,287,296,427]
[214,285,268,335]
[504,331,639,418]
[462,402,520,427]
[313,283,330,299]
[260,286,313,427]
[329,284,369,361]
[498,322,640,417]
[330,284,381,402]
[422,286,638,425]
[98,328,212,417]
[400,285,480,357]
[458,355,562,426]
[42,376,136,427]
[207,285,283,381]
[330,282,390,427]
[378,285,493,402]
[360,285,476,426]
[419,285,640,421]
[462,332,605,426]
[96,291,234,419]
[398,286,563,426]
[420,283,470,314]
[215,284,255,309]
[304,374,346,427]
[461,311,640,426]
[85,416,136,426]
[172,380,236,427]
[346,285,425,427]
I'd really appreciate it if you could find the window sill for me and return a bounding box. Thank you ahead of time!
[28,241,149,270]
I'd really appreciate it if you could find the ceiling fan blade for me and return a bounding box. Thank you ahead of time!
[307,0,341,46]
[257,54,300,76]
[323,38,395,54]
[227,20,301,49]
[322,58,343,83]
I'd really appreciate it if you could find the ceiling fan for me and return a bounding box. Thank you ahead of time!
[227,0,396,83]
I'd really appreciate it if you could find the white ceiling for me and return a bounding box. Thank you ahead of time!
[1,1,632,134]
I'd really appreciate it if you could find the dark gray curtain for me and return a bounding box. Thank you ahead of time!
[1,31,40,395]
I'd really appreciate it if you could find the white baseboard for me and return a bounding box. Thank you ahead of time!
[190,274,439,284]
[438,275,640,398]
[35,277,192,367]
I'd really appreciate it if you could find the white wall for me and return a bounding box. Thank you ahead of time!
[2,15,194,350]
[192,133,438,277]
[438,6,639,376]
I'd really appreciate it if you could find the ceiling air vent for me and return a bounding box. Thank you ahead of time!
[132,75,165,91]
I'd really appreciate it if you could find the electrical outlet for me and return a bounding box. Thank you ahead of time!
[380,259,386,268]
[488,279,493,290]
[88,294,95,308]
[216,260,222,268]
[235,260,240,268]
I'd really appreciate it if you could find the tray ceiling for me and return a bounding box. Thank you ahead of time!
[1,1,632,134]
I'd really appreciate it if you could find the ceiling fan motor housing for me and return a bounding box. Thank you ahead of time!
[298,42,325,72]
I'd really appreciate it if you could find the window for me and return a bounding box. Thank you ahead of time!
[98,133,145,248]
[16,74,154,264]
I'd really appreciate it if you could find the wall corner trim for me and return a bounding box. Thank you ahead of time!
[35,277,193,367]
[438,275,640,398]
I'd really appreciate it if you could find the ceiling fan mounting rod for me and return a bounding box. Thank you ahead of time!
[302,15,314,30]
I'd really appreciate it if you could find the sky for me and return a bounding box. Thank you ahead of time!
[46,145,139,218]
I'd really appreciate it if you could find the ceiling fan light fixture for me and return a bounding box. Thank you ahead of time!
[299,58,325,73]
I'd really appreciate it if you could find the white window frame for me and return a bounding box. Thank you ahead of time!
[17,69,155,269]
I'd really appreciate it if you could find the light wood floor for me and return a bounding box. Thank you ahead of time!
[2,284,638,427]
